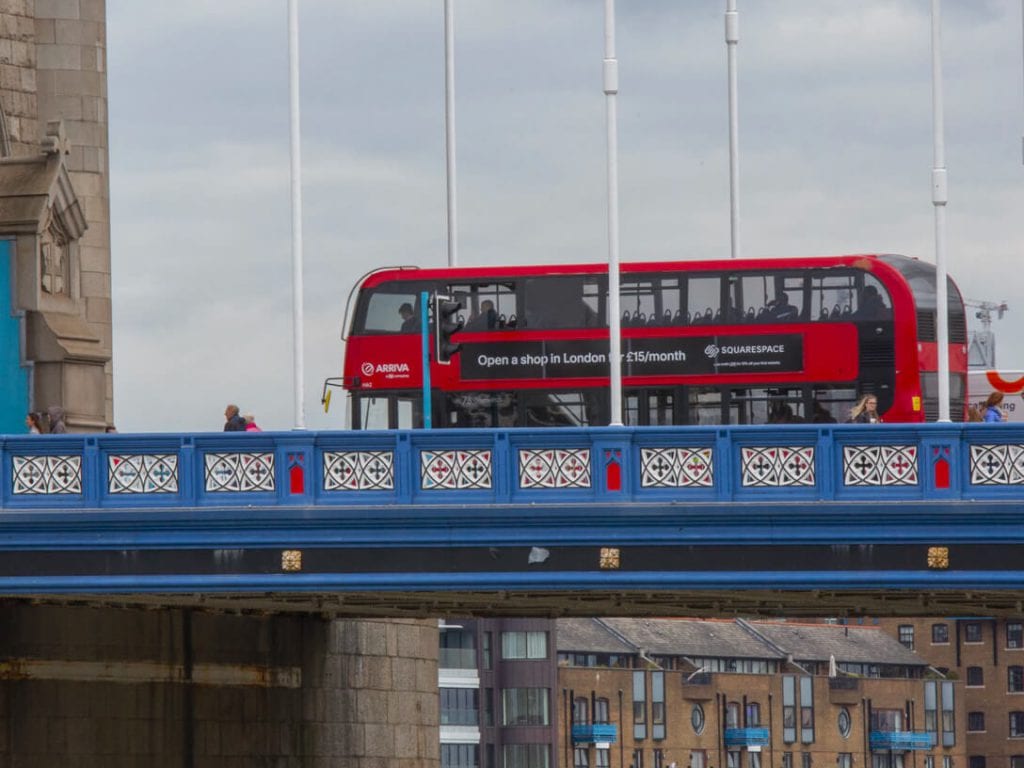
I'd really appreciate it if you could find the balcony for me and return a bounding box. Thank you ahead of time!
[725,727,770,748]
[869,732,935,751]
[439,647,477,670]
[682,672,714,700]
[572,723,618,745]
[828,676,861,704]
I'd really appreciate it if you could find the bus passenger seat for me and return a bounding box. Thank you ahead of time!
[661,310,672,326]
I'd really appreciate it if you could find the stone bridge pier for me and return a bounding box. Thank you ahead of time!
[0,603,440,767]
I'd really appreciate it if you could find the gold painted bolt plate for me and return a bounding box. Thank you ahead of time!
[927,546,949,569]
[281,550,302,572]
[600,547,620,570]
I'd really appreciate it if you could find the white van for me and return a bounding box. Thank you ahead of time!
[968,370,1024,422]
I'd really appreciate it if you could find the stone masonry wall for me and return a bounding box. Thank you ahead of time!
[33,0,113,423]
[0,604,441,767]
[0,1,37,155]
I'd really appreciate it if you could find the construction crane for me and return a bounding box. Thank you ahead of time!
[965,299,1008,368]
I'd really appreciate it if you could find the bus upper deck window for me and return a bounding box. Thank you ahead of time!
[360,287,426,334]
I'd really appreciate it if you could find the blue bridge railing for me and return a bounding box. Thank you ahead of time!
[725,727,770,747]
[1,423,1022,509]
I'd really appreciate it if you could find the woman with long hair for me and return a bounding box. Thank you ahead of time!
[24,412,43,434]
[982,391,1005,423]
[847,394,880,424]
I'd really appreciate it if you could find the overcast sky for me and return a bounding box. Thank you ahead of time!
[106,1,1024,432]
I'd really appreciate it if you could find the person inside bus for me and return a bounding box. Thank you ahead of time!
[854,284,888,320]
[465,299,497,331]
[982,391,1005,422]
[847,394,880,423]
[767,292,799,321]
[811,400,838,423]
[398,302,419,333]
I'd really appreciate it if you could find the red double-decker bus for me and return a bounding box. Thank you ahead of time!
[329,254,968,429]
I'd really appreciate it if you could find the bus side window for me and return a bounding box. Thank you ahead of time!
[524,276,602,329]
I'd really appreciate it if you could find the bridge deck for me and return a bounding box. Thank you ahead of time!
[1,424,1023,616]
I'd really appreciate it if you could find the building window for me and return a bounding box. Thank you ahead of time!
[1012,667,1024,693]
[782,753,792,768]
[482,632,492,669]
[691,704,705,735]
[783,676,796,743]
[838,754,852,768]
[633,670,647,740]
[439,628,477,670]
[1010,757,1024,768]
[932,623,949,644]
[802,753,813,768]
[941,681,955,747]
[651,671,666,740]
[596,749,610,768]
[942,758,952,768]
[898,625,915,650]
[653,749,665,768]
[924,681,937,734]
[727,702,741,728]
[966,666,984,686]
[691,750,707,768]
[441,744,479,768]
[575,748,590,768]
[925,757,934,768]
[503,744,550,768]
[727,751,741,768]
[483,687,493,727]
[633,749,645,768]
[595,698,610,724]
[1010,622,1024,649]
[967,712,985,732]
[441,688,479,726]
[964,622,983,643]
[747,702,761,727]
[574,697,589,725]
[800,676,815,743]
[838,707,852,738]
[750,753,762,768]
[501,630,547,659]
[968,759,985,768]
[1012,712,1024,738]
[501,688,549,726]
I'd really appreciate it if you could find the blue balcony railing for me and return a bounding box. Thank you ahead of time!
[725,727,770,747]
[572,723,618,744]
[869,731,935,751]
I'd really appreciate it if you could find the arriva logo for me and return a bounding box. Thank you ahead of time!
[361,362,412,377]
[704,344,720,359]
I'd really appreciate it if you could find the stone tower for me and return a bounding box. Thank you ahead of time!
[0,0,112,432]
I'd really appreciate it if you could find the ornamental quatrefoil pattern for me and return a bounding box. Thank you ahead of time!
[970,444,1024,485]
[640,447,713,488]
[842,445,918,486]
[108,454,178,494]
[12,455,82,494]
[740,446,814,487]
[323,451,394,491]
[518,448,591,489]
[204,452,275,492]
[420,450,492,490]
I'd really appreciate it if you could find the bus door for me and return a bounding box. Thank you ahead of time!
[624,388,677,426]
[352,391,423,430]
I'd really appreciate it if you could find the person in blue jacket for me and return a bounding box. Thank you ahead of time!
[982,391,1005,423]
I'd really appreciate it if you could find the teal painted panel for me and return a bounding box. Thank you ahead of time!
[0,239,29,434]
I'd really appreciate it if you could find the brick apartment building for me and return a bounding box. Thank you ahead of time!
[876,618,1024,768]
[439,618,966,768]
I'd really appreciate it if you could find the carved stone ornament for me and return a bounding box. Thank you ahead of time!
[40,207,69,296]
